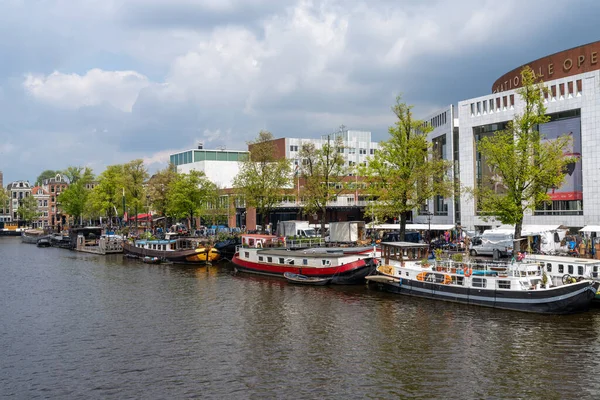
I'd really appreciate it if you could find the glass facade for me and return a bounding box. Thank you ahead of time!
[170,150,249,166]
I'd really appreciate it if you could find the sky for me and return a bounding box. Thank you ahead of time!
[1,0,599,184]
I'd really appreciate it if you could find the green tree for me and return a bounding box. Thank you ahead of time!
[88,164,124,227]
[59,167,94,226]
[0,187,9,215]
[361,96,453,241]
[147,164,178,227]
[473,67,575,256]
[298,132,347,237]
[17,195,40,225]
[167,170,216,231]
[35,170,60,186]
[233,130,292,232]
[123,159,149,231]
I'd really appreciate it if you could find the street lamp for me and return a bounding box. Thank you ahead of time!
[424,206,433,245]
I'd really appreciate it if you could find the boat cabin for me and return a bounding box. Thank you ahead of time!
[241,234,284,248]
[525,254,600,280]
[379,242,430,265]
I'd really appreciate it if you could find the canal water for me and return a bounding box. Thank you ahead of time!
[1,236,600,399]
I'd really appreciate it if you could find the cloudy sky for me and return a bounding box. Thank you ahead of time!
[1,0,599,183]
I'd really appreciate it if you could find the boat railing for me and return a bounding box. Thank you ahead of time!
[432,259,542,278]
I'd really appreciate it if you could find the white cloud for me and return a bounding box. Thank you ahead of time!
[23,69,150,112]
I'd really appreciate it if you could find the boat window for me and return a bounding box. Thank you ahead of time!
[244,252,249,258]
[578,266,584,275]
[498,280,511,289]
[287,258,295,265]
[546,263,552,272]
[279,258,285,264]
[558,264,564,273]
[258,256,264,262]
[472,277,486,288]
[568,265,574,274]
[455,276,464,286]
[267,257,272,263]
[322,260,331,266]
[303,259,308,265]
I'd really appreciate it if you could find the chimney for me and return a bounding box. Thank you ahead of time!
[198,142,204,150]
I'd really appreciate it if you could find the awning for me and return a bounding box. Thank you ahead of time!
[580,225,600,232]
[371,223,455,231]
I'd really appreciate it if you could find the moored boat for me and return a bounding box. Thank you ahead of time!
[142,256,163,264]
[21,229,50,244]
[283,272,331,285]
[232,234,378,284]
[123,236,220,264]
[366,242,599,314]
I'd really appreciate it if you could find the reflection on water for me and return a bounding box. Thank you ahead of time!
[1,236,600,399]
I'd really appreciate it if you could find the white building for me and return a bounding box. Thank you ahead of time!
[7,180,32,222]
[169,145,249,189]
[456,41,600,232]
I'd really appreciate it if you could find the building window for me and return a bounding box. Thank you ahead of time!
[290,145,298,152]
[370,149,375,155]
[359,148,366,155]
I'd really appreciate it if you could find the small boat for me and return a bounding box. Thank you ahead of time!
[214,237,241,260]
[232,234,378,284]
[283,272,332,286]
[123,235,220,264]
[21,229,50,244]
[366,242,600,314]
[36,238,51,247]
[142,256,162,264]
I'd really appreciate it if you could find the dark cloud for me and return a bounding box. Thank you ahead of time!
[2,0,600,184]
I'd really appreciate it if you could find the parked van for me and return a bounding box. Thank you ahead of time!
[469,230,513,257]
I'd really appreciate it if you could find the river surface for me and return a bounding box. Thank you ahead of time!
[1,236,600,399]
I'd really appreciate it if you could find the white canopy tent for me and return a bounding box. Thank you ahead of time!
[580,226,600,233]
[371,223,455,231]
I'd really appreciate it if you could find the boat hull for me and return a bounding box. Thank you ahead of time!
[123,241,219,263]
[21,232,50,244]
[232,255,377,285]
[367,277,599,314]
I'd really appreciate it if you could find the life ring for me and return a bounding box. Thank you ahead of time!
[463,267,472,277]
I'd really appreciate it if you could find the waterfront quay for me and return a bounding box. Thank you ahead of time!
[2,235,600,399]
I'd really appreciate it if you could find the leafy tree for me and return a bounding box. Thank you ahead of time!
[62,166,91,184]
[0,187,9,215]
[17,195,40,225]
[35,170,60,186]
[233,130,292,233]
[361,96,453,241]
[88,164,124,227]
[473,67,575,256]
[167,170,216,231]
[59,167,94,225]
[123,159,149,231]
[298,133,347,237]
[147,164,178,227]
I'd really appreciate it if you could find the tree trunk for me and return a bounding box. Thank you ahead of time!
[514,220,523,258]
[320,207,326,238]
[400,212,407,241]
